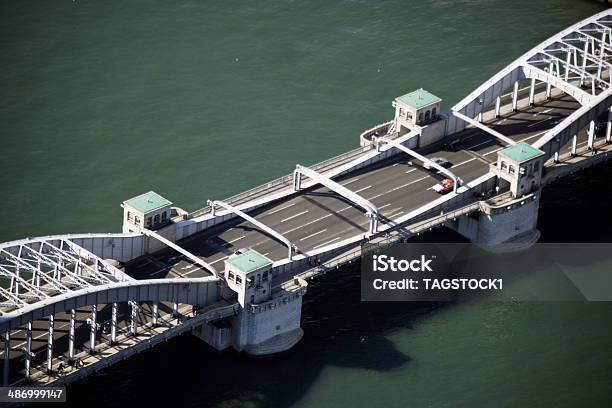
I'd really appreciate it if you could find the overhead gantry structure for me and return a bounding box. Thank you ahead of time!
[207,199,298,260]
[372,136,461,193]
[450,110,517,146]
[140,229,218,275]
[446,9,612,161]
[293,164,379,235]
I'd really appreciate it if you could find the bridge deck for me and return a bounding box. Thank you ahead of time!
[2,88,591,384]
[123,91,583,284]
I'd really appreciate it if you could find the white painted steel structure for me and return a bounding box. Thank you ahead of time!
[2,10,612,387]
[141,229,218,276]
[372,136,461,193]
[293,164,380,235]
[0,237,133,314]
[450,110,517,146]
[0,234,219,385]
[207,199,297,260]
[447,9,612,161]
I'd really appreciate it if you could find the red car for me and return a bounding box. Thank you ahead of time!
[432,178,454,194]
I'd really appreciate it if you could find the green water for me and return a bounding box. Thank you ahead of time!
[3,1,612,407]
[0,0,603,241]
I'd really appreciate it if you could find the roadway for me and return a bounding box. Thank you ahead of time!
[124,91,584,282]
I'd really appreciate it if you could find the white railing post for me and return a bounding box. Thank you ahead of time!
[46,315,54,373]
[111,302,118,344]
[512,81,519,111]
[68,309,76,362]
[89,304,97,354]
[495,96,501,118]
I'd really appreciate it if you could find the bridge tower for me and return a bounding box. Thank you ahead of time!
[392,88,446,147]
[450,142,546,247]
[206,249,306,355]
[121,191,173,234]
[491,142,545,198]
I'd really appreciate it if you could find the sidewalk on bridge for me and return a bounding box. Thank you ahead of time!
[22,301,238,387]
[543,138,612,185]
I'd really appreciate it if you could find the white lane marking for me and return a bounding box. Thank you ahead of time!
[341,178,360,186]
[405,168,417,174]
[263,252,270,256]
[210,255,229,265]
[386,176,429,194]
[151,268,170,276]
[527,117,551,128]
[388,210,404,218]
[353,185,372,193]
[300,229,328,241]
[466,139,492,150]
[451,158,476,168]
[283,214,332,234]
[366,129,550,202]
[313,237,341,249]
[225,235,246,245]
[267,202,295,215]
[533,108,552,116]
[385,207,403,214]
[378,203,392,210]
[281,210,309,223]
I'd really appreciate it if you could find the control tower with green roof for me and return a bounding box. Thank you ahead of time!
[391,88,446,147]
[121,191,173,233]
[224,249,273,307]
[394,88,441,127]
[492,142,545,198]
[222,248,306,355]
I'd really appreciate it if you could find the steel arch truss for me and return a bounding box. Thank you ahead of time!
[448,9,612,136]
[0,238,133,314]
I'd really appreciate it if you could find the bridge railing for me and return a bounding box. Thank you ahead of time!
[187,121,407,220]
[295,202,482,281]
[188,142,378,218]
[18,301,240,387]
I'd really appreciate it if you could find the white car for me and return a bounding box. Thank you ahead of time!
[423,157,451,170]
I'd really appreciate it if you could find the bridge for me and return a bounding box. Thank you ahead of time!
[2,9,612,387]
